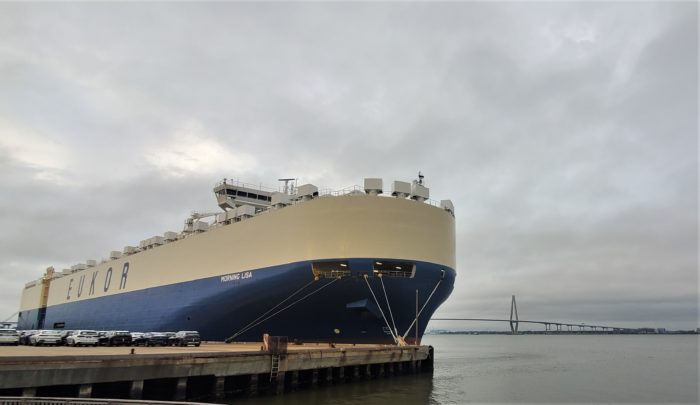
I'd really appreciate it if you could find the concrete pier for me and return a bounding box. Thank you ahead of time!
[129,380,143,400]
[0,342,433,402]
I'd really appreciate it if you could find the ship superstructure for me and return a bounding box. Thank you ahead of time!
[18,175,456,344]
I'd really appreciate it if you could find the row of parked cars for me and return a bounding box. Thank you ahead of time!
[0,329,201,347]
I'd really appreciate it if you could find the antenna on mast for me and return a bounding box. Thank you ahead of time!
[417,171,424,185]
[278,178,296,195]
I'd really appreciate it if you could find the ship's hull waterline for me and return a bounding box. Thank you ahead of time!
[19,188,456,344]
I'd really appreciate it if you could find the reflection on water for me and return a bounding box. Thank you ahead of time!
[230,372,433,405]
[226,335,698,404]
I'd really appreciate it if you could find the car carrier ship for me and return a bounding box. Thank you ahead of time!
[18,175,456,344]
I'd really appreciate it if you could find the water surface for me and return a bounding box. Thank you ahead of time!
[237,334,699,404]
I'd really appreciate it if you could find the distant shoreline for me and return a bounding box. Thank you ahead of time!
[426,330,699,335]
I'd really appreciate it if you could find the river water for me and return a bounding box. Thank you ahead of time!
[237,334,698,404]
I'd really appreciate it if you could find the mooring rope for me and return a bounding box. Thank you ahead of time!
[226,277,340,342]
[379,275,398,336]
[363,274,399,343]
[401,271,444,340]
[225,277,316,342]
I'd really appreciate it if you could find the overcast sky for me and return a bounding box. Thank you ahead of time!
[0,2,697,331]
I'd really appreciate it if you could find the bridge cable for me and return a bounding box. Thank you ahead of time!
[362,275,399,344]
[401,273,444,340]
[226,277,341,342]
[379,275,398,337]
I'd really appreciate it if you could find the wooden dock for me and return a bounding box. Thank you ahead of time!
[0,341,433,402]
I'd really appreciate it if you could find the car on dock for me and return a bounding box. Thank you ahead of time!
[59,330,74,345]
[106,330,133,346]
[130,332,147,346]
[29,330,62,346]
[96,331,110,346]
[19,330,36,345]
[173,331,201,347]
[0,329,20,345]
[66,330,99,346]
[144,332,169,346]
[164,332,177,346]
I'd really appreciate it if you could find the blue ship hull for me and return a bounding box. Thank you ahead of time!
[19,258,455,344]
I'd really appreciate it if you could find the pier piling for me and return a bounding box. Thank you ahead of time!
[128,380,143,400]
[213,376,225,400]
[247,374,259,397]
[78,384,92,398]
[21,387,36,398]
[174,377,187,401]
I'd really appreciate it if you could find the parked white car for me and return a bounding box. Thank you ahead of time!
[29,330,62,346]
[0,329,19,345]
[66,330,99,346]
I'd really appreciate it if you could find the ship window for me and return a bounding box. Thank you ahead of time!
[312,261,351,279]
[236,191,247,197]
[248,193,258,200]
[226,189,237,196]
[257,195,268,201]
[373,261,415,278]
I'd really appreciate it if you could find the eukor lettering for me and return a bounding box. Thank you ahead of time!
[65,262,133,301]
[77,275,85,297]
[120,262,129,289]
[104,267,112,292]
[89,271,98,295]
[66,279,74,300]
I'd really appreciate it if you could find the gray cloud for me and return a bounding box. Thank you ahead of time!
[0,2,697,330]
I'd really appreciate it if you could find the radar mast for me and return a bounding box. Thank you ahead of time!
[278,178,297,195]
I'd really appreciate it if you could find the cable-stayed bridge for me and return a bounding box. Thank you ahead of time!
[431,296,644,334]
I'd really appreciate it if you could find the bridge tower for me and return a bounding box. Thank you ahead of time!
[509,295,519,334]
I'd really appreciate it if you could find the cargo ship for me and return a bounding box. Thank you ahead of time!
[18,175,456,344]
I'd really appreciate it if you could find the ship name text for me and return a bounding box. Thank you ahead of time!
[221,271,252,283]
[66,262,130,301]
